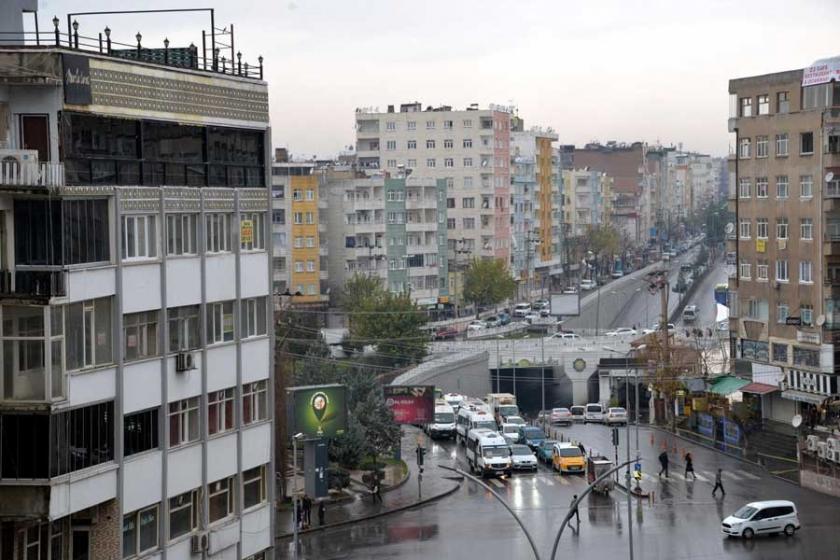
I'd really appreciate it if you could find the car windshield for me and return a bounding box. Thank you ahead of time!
[522,428,545,439]
[733,506,758,520]
[503,425,519,433]
[571,407,584,414]
[475,421,497,430]
[542,440,557,449]
[559,448,583,457]
[435,413,454,423]
[610,408,626,414]
[507,416,525,425]
[586,406,601,412]
[553,408,569,414]
[498,405,519,416]
[482,446,510,458]
[510,446,532,456]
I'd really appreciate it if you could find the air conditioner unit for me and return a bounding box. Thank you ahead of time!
[175,352,195,372]
[829,449,840,464]
[817,440,828,459]
[827,438,840,452]
[807,434,820,452]
[190,532,208,553]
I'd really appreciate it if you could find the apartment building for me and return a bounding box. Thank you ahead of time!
[323,172,448,307]
[728,56,840,432]
[0,9,273,560]
[563,169,612,237]
[661,150,717,223]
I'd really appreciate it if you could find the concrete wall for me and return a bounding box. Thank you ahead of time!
[392,351,490,396]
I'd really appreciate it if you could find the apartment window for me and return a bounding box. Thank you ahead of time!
[756,177,768,198]
[777,304,789,324]
[776,218,788,240]
[829,178,840,197]
[801,218,813,240]
[385,140,396,151]
[800,175,813,198]
[739,261,751,279]
[66,297,113,370]
[738,178,751,198]
[444,158,454,168]
[169,397,199,447]
[124,408,159,457]
[122,215,158,260]
[801,132,814,154]
[271,209,285,224]
[122,505,158,559]
[407,121,416,130]
[166,214,197,255]
[740,97,752,117]
[756,136,768,158]
[386,121,396,131]
[305,236,315,248]
[209,476,236,523]
[462,198,475,209]
[426,158,436,168]
[305,189,315,201]
[463,119,472,128]
[426,139,435,149]
[747,299,768,320]
[124,310,158,361]
[756,218,768,239]
[443,120,453,129]
[243,381,268,424]
[757,94,770,115]
[292,189,302,201]
[739,138,751,158]
[305,212,314,224]
[777,91,790,114]
[739,219,750,239]
[426,120,435,129]
[463,138,473,148]
[15,199,110,266]
[444,139,453,149]
[308,284,317,295]
[208,388,235,435]
[293,237,303,249]
[306,260,315,272]
[446,218,455,230]
[463,217,475,229]
[775,133,789,156]
[386,159,397,168]
[800,261,813,284]
[793,346,819,367]
[772,342,788,362]
[240,212,265,251]
[243,465,267,509]
[242,297,267,338]
[168,490,198,540]
[463,157,473,168]
[407,159,417,168]
[770,178,789,202]
[205,213,231,253]
[207,301,234,344]
[168,305,200,351]
[801,305,814,326]
[756,261,768,280]
[776,259,789,282]
[407,140,416,149]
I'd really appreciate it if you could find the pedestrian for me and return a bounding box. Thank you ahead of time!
[658,450,669,478]
[712,468,726,497]
[578,442,586,456]
[372,480,383,503]
[295,498,304,530]
[684,452,695,480]
[318,500,326,526]
[570,494,580,527]
[302,495,312,528]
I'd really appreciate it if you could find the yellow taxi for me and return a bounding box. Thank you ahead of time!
[552,442,585,474]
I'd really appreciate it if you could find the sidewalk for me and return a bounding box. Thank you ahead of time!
[276,427,462,539]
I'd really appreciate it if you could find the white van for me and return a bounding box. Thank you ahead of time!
[682,305,698,323]
[513,303,532,318]
[456,406,497,445]
[443,393,465,412]
[466,428,511,477]
[722,500,800,539]
[425,402,456,440]
[584,403,605,423]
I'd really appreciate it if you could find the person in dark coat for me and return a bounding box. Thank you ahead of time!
[302,495,312,528]
[658,450,669,478]
[570,495,580,527]
[684,452,695,480]
[318,500,326,526]
[712,468,726,497]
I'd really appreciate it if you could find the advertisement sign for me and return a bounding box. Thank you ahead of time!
[287,384,347,438]
[722,417,741,446]
[802,57,840,87]
[240,219,253,244]
[697,412,714,437]
[550,292,580,317]
[755,239,766,253]
[383,385,435,424]
[62,54,92,105]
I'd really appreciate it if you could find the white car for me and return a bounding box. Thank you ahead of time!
[524,312,541,323]
[722,500,800,539]
[500,423,522,444]
[605,327,637,337]
[467,320,486,332]
[580,279,597,291]
[642,323,676,335]
[503,415,526,427]
[563,286,578,294]
[509,444,539,471]
[550,407,573,424]
[513,303,532,317]
[584,403,605,423]
[605,407,628,425]
[552,332,580,340]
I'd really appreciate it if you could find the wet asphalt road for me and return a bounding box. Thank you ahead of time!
[286,424,840,560]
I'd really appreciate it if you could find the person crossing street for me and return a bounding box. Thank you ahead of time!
[658,450,669,478]
[684,452,695,480]
[712,468,726,497]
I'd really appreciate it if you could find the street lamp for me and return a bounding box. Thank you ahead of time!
[292,432,305,559]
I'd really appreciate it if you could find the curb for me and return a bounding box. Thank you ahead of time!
[275,476,462,540]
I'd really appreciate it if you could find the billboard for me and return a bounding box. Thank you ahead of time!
[550,292,580,317]
[383,385,435,424]
[287,384,347,438]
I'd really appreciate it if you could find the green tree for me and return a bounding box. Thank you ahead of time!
[587,224,620,257]
[340,274,384,315]
[463,258,516,312]
[354,387,401,470]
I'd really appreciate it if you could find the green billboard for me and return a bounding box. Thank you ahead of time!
[287,384,347,438]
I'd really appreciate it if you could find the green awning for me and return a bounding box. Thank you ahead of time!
[708,375,750,396]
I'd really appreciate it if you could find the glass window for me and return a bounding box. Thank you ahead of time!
[756,178,768,198]
[801,304,814,326]
[800,175,813,198]
[167,305,200,351]
[793,346,819,367]
[206,213,232,253]
[124,408,159,457]
[777,91,789,113]
[168,490,198,540]
[208,388,235,435]
[776,176,788,198]
[121,215,157,260]
[738,178,751,198]
[208,476,235,523]
[49,401,114,476]
[426,140,435,149]
[166,214,197,256]
[123,505,159,559]
[776,218,788,240]
[168,397,199,447]
[124,310,158,361]
[776,259,789,282]
[756,218,768,239]
[801,218,813,240]
[207,301,234,344]
[739,138,751,159]
[756,136,768,158]
[242,297,267,338]
[739,219,750,239]
[776,305,789,324]
[739,261,751,279]
[740,97,752,117]
[775,133,789,156]
[757,94,769,115]
[800,132,814,154]
[242,381,268,425]
[240,212,265,251]
[65,298,112,371]
[243,465,266,509]
[800,261,813,284]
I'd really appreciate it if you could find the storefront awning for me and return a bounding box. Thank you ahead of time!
[740,382,779,395]
[708,375,750,395]
[781,389,828,405]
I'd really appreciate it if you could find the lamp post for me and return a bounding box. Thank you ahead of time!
[135,32,142,57]
[71,19,79,49]
[104,26,111,53]
[163,37,170,64]
[52,16,60,46]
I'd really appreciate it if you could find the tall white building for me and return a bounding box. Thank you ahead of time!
[0,8,274,560]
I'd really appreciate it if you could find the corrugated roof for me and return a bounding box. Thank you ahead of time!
[708,375,750,395]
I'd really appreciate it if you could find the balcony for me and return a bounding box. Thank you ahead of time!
[353,198,384,211]
[825,233,840,256]
[0,161,65,188]
[405,197,436,210]
[405,221,438,232]
[0,269,66,300]
[354,246,386,258]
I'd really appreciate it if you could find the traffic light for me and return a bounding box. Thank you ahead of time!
[415,445,426,467]
[611,427,619,447]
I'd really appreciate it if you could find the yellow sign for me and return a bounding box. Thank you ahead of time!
[240,219,254,244]
[756,239,766,253]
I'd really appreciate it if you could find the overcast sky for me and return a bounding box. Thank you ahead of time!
[39,0,840,158]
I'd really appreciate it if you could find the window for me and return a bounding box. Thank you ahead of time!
[772,342,788,362]
[66,297,113,370]
[463,217,475,229]
[738,178,751,198]
[293,236,303,249]
[49,401,114,476]
[463,157,473,167]
[756,177,768,198]
[462,198,475,209]
[463,138,473,148]
[776,218,788,239]
[407,159,416,168]
[426,158,436,168]
[756,218,768,239]
[385,140,396,151]
[757,94,769,115]
[776,304,789,324]
[776,133,789,156]
[443,120,453,129]
[407,121,416,130]
[739,219,750,239]
[746,299,769,320]
[444,158,454,168]
[124,310,158,361]
[242,381,268,425]
[168,490,198,540]
[756,136,768,158]
[122,215,158,260]
[800,175,813,198]
[124,408,159,457]
[123,505,158,559]
[463,119,472,128]
[305,212,314,224]
[208,388,235,435]
[426,120,435,129]
[801,304,814,326]
[777,91,790,113]
[386,159,397,168]
[306,260,315,272]
[739,261,751,279]
[776,259,789,282]
[426,139,435,149]
[799,260,813,284]
[740,97,752,117]
[776,176,788,198]
[757,261,768,280]
[15,199,111,266]
[207,301,234,344]
[242,297,267,338]
[209,476,236,523]
[205,213,231,253]
[166,214,198,255]
[243,465,267,509]
[446,218,455,230]
[444,139,453,149]
[386,121,396,131]
[293,189,303,201]
[801,132,814,154]
[739,138,751,158]
[407,140,416,149]
[305,190,315,201]
[801,218,813,240]
[168,305,199,351]
[169,397,199,447]
[271,209,285,224]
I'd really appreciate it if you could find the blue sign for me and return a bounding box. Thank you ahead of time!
[697,413,714,437]
[722,418,741,446]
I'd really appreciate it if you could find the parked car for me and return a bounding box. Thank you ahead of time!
[467,320,486,332]
[551,332,580,340]
[517,426,547,451]
[509,444,539,471]
[584,403,605,423]
[524,312,541,323]
[513,303,532,317]
[498,312,512,325]
[552,442,586,474]
[642,323,676,335]
[605,407,628,425]
[580,279,597,291]
[536,439,558,464]
[563,286,578,294]
[605,327,637,337]
[721,500,800,539]
[484,316,501,328]
[550,407,573,425]
[570,405,586,422]
[433,326,458,340]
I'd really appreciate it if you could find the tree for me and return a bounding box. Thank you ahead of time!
[587,224,620,257]
[463,258,516,312]
[635,334,702,424]
[355,387,401,470]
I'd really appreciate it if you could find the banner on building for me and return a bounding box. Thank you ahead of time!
[287,384,347,438]
[62,54,92,105]
[802,57,840,87]
[383,385,435,424]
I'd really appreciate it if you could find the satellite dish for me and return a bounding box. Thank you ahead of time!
[817,314,826,326]
[827,172,835,183]
[725,223,735,235]
[792,414,803,428]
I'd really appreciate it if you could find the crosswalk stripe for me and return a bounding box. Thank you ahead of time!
[542,477,555,486]
[490,478,505,488]
[739,471,761,480]
[558,476,570,486]
[671,472,685,481]
[722,472,742,481]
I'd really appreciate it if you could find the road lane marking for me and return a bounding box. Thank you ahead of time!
[557,476,570,486]
[490,478,505,488]
[739,471,761,480]
[542,478,555,486]
[722,472,742,481]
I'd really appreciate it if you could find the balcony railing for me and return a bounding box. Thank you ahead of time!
[0,269,67,298]
[0,161,65,188]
